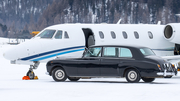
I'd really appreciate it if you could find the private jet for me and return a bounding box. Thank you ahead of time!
[3,20,180,79]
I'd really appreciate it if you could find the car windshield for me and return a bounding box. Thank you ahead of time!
[37,30,56,38]
[140,48,155,56]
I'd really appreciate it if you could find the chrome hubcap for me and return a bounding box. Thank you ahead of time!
[55,70,64,80]
[128,71,137,81]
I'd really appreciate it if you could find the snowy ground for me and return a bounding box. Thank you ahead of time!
[0,44,180,101]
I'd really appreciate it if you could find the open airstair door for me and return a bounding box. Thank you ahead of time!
[82,28,95,48]
[174,44,180,55]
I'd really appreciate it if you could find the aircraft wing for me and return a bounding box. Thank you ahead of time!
[162,55,180,61]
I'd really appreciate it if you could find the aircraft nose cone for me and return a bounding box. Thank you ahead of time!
[3,50,11,60]
[3,53,6,58]
[3,48,18,60]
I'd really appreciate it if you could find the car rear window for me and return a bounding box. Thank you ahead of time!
[140,48,155,56]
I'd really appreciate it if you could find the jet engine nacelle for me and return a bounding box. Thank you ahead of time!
[164,23,180,44]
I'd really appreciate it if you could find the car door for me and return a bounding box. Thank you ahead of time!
[77,47,102,76]
[118,47,134,76]
[100,47,120,76]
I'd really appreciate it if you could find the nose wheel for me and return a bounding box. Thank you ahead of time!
[26,69,35,79]
[22,63,39,80]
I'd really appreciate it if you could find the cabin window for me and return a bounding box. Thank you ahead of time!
[54,30,63,39]
[134,31,139,39]
[148,31,153,39]
[84,47,102,57]
[111,31,116,39]
[64,31,69,39]
[37,30,56,38]
[119,48,132,57]
[122,31,128,39]
[99,31,104,39]
[103,47,117,57]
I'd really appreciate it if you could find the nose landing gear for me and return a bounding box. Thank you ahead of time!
[22,62,40,80]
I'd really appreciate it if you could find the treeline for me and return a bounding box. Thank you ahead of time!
[38,0,180,30]
[0,23,7,37]
[1,0,180,38]
[0,0,53,38]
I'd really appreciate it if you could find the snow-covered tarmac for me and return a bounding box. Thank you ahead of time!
[0,44,180,101]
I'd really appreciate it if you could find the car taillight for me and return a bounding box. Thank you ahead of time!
[157,64,161,70]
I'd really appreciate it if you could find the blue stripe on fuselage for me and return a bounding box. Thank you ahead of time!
[20,46,85,61]
[152,48,174,51]
[31,49,84,61]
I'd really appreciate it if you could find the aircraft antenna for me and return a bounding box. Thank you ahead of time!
[157,21,161,25]
[116,19,122,24]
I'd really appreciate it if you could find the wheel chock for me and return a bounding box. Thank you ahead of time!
[34,76,38,80]
[22,76,38,80]
[22,76,30,80]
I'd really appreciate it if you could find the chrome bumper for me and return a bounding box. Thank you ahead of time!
[157,70,175,76]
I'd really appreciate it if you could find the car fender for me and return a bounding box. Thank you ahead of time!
[50,64,64,76]
[122,66,141,77]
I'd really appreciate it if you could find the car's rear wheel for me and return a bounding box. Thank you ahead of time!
[68,77,80,81]
[52,68,67,82]
[125,69,141,83]
[142,77,155,82]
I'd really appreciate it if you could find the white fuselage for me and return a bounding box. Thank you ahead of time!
[3,23,178,65]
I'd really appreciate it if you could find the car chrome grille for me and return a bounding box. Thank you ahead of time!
[163,63,173,71]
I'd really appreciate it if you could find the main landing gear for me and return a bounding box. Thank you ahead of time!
[22,62,40,80]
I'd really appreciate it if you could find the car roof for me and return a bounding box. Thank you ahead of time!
[89,44,148,49]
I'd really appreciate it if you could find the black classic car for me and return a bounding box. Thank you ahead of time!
[46,45,177,83]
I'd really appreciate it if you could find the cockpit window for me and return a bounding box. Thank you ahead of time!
[37,30,56,38]
[55,30,63,39]
[140,48,155,56]
[64,31,69,39]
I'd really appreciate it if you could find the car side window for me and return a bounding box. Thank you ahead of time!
[84,47,101,57]
[103,47,118,57]
[119,48,132,57]
[54,30,63,39]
